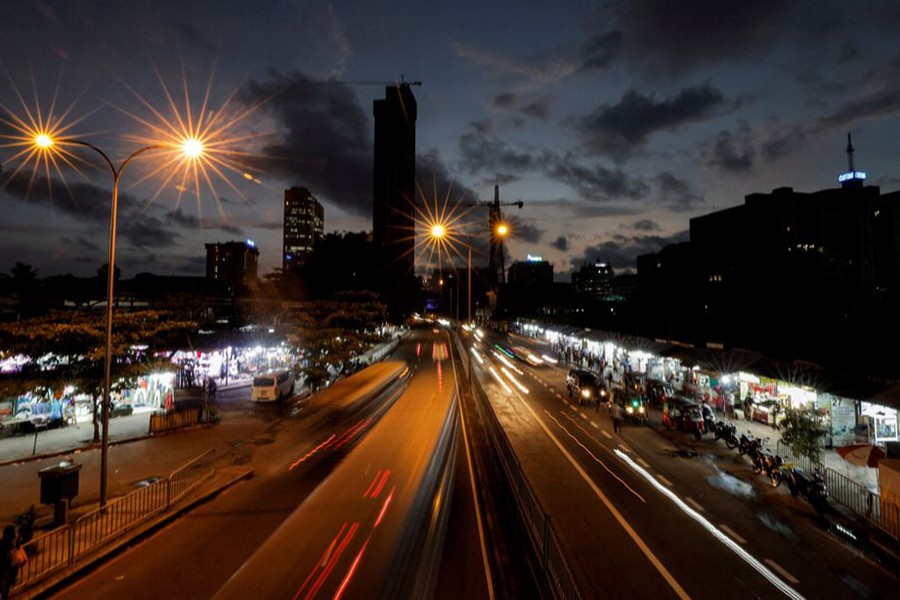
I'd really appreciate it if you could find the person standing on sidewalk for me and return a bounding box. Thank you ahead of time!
[1,524,25,600]
[611,400,625,435]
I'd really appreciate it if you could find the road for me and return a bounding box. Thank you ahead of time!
[51,328,495,600]
[472,329,899,599]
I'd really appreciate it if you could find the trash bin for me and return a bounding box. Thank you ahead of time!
[38,461,82,526]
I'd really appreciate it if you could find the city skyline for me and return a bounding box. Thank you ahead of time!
[2,2,900,280]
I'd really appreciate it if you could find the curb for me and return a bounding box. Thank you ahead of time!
[19,467,254,599]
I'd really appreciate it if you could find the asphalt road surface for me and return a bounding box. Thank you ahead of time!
[472,329,899,599]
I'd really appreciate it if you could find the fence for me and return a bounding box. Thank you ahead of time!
[456,333,582,600]
[14,449,216,592]
[775,441,900,542]
[149,406,202,434]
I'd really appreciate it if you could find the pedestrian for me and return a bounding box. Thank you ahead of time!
[611,400,625,434]
[1,524,26,600]
[743,393,754,421]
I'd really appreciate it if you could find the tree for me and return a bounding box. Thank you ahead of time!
[776,406,829,465]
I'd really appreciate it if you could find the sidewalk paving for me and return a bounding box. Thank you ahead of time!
[0,378,256,598]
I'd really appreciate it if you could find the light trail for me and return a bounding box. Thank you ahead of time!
[549,410,645,502]
[614,449,806,600]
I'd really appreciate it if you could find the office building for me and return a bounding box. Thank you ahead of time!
[205,240,259,289]
[372,83,417,281]
[283,186,324,271]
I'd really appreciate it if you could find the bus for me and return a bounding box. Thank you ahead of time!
[251,369,295,402]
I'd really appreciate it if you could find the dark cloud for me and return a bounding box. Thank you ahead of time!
[816,88,900,130]
[576,85,725,161]
[166,208,243,235]
[568,229,690,273]
[707,126,755,173]
[241,71,373,217]
[654,172,703,211]
[60,236,101,251]
[493,92,516,109]
[490,93,551,120]
[482,173,520,187]
[578,31,623,72]
[510,221,542,244]
[458,130,546,174]
[632,219,660,232]
[761,126,807,162]
[546,156,650,201]
[520,97,551,120]
[612,1,785,72]
[551,235,569,251]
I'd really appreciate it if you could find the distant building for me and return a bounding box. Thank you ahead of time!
[205,240,259,289]
[282,187,324,271]
[635,136,900,377]
[508,255,553,286]
[572,261,615,298]
[372,83,417,281]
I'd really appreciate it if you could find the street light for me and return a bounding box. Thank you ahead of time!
[32,133,205,507]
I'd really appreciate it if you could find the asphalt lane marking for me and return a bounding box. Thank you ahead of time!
[764,559,800,584]
[618,443,632,453]
[580,412,588,419]
[684,497,705,512]
[529,410,686,597]
[636,457,650,469]
[720,525,747,545]
[657,475,674,487]
[601,430,613,439]
[590,421,599,429]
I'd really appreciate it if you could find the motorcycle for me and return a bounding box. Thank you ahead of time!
[738,432,762,457]
[713,421,738,449]
[785,466,828,511]
[759,452,785,486]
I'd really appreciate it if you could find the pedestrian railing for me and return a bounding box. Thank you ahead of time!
[774,440,900,541]
[14,449,216,593]
[878,498,900,541]
[149,406,201,434]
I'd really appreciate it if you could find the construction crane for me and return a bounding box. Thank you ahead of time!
[460,185,524,287]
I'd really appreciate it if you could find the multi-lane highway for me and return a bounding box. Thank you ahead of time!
[468,328,898,599]
[53,328,495,599]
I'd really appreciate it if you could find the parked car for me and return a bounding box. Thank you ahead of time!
[566,369,608,406]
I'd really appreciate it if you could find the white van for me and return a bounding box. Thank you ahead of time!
[251,370,295,402]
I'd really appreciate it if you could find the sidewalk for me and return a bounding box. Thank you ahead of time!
[0,378,256,598]
[694,408,900,567]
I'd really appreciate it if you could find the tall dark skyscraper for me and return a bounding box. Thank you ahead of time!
[282,186,324,272]
[372,84,417,282]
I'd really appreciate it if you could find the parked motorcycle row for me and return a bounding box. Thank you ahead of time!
[700,418,829,512]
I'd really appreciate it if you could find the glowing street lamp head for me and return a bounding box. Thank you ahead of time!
[495,223,509,237]
[34,133,54,149]
[430,223,446,239]
[181,137,204,159]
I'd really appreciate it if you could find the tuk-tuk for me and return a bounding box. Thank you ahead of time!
[662,396,705,440]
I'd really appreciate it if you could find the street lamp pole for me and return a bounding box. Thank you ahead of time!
[70,141,162,508]
[467,238,472,324]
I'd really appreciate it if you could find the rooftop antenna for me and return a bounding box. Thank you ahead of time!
[846,132,855,172]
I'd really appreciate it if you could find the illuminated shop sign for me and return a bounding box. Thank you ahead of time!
[838,170,866,182]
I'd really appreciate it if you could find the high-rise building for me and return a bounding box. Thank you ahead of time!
[573,261,615,298]
[283,186,324,271]
[205,240,259,289]
[372,83,417,281]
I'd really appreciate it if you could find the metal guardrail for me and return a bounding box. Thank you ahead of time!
[879,499,900,541]
[14,449,216,593]
[456,331,583,600]
[149,406,202,434]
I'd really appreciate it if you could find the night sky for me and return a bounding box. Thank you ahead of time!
[2,1,900,281]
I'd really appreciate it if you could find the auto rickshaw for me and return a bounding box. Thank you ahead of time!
[662,396,705,440]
